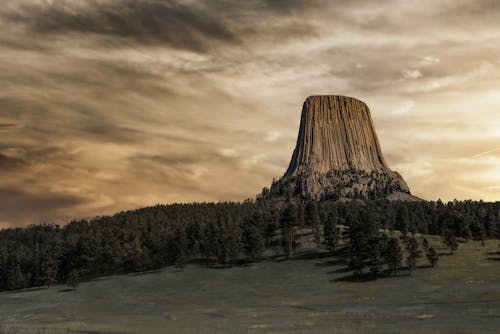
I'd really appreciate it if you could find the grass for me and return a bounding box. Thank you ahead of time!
[0,234,499,334]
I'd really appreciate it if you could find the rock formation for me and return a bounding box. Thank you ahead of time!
[262,95,418,201]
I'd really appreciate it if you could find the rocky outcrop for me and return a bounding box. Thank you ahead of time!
[262,95,418,201]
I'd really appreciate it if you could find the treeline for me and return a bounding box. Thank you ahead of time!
[0,199,498,291]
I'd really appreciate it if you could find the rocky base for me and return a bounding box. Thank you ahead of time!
[261,168,418,201]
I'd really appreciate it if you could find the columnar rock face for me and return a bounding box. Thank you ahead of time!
[262,95,417,201]
[285,96,389,176]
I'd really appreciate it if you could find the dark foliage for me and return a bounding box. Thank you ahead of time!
[0,199,498,291]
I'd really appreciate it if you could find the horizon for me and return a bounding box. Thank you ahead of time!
[2,0,500,227]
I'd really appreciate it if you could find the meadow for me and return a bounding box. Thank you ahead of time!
[1,234,499,334]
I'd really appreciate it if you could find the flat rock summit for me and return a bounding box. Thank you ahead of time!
[262,95,419,201]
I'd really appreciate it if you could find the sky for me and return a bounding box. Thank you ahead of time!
[1,0,500,227]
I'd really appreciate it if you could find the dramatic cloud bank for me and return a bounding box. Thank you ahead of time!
[1,0,500,226]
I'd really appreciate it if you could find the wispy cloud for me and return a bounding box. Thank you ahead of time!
[401,69,423,80]
[472,147,500,158]
[1,0,500,226]
[392,100,415,114]
[420,56,441,66]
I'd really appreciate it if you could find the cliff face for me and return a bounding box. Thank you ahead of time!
[263,95,416,201]
[286,96,388,176]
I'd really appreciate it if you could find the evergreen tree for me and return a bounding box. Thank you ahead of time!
[219,217,242,265]
[280,202,300,258]
[396,205,410,238]
[368,235,384,279]
[41,251,58,287]
[202,221,220,265]
[386,238,403,276]
[66,269,81,288]
[323,213,341,255]
[422,238,430,253]
[426,247,439,267]
[173,225,189,268]
[305,201,321,248]
[125,236,144,271]
[470,219,486,246]
[442,229,459,255]
[346,211,378,277]
[242,213,265,262]
[405,236,421,275]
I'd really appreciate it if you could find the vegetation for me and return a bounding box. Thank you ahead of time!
[0,199,498,291]
[426,247,439,267]
[404,236,422,275]
[443,229,460,254]
[322,213,341,255]
[386,237,403,276]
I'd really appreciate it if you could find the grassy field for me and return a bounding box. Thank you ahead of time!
[1,235,499,334]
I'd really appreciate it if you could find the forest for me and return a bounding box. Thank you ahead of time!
[0,199,499,291]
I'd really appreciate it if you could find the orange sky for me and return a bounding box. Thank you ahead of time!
[1,0,499,227]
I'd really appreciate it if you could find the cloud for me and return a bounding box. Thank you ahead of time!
[0,186,89,226]
[0,123,17,130]
[1,0,500,226]
[265,131,281,142]
[4,0,239,53]
[0,153,26,169]
[392,100,415,114]
[401,69,423,80]
[420,56,441,66]
[472,147,500,158]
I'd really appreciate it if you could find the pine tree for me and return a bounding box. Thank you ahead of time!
[396,205,410,238]
[41,252,58,287]
[422,238,429,253]
[125,236,144,271]
[7,263,27,290]
[347,216,376,277]
[173,225,189,268]
[305,202,322,248]
[368,235,384,279]
[66,269,81,288]
[242,213,265,262]
[386,238,403,276]
[470,220,486,247]
[219,217,242,265]
[202,221,220,265]
[323,213,341,255]
[442,230,459,255]
[426,247,439,267]
[405,236,421,275]
[280,203,300,259]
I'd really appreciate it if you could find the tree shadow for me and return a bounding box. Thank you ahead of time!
[5,286,47,294]
[208,264,234,269]
[328,266,351,274]
[188,258,210,266]
[292,250,332,260]
[229,259,264,267]
[331,267,414,282]
[127,269,163,276]
[315,258,345,267]
[485,257,500,262]
[266,254,289,262]
[331,272,378,282]
[485,251,500,256]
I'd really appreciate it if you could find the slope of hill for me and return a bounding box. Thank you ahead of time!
[1,235,499,334]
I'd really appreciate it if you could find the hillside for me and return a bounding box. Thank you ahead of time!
[1,234,499,334]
